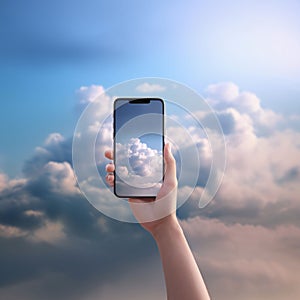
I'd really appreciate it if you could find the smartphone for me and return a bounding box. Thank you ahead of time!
[113,98,164,198]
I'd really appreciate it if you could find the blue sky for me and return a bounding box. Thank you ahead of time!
[1,0,300,176]
[1,1,300,299]
[114,99,163,147]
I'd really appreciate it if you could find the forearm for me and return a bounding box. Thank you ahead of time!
[153,217,210,300]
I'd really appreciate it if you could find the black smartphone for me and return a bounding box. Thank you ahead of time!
[113,98,164,198]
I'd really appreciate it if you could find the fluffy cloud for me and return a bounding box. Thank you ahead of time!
[167,82,300,226]
[206,82,283,134]
[129,138,160,176]
[0,224,27,238]
[76,85,106,106]
[116,138,163,187]
[183,83,299,230]
[75,84,113,122]
[23,133,72,177]
[39,161,79,195]
[135,82,166,93]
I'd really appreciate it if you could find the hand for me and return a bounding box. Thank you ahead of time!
[106,144,211,300]
[104,143,179,236]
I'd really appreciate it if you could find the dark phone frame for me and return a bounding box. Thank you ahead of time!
[113,98,165,198]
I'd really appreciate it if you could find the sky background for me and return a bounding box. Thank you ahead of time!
[1,0,300,299]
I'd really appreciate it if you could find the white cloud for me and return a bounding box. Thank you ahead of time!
[206,82,283,133]
[42,161,80,195]
[162,82,300,228]
[206,82,239,103]
[23,210,44,217]
[0,172,27,192]
[29,220,66,244]
[115,138,163,188]
[45,133,64,146]
[77,85,106,105]
[136,82,166,93]
[76,84,112,121]
[0,224,27,238]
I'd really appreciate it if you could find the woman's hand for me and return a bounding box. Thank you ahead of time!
[105,143,211,299]
[104,143,179,236]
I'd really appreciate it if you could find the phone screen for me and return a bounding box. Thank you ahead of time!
[113,98,164,198]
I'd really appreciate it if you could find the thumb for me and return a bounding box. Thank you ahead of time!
[163,143,177,186]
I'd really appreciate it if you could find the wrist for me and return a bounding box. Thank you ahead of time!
[152,214,182,242]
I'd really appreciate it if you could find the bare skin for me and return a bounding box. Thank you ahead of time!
[105,143,210,300]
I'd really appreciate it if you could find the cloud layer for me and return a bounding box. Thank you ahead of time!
[0,82,300,299]
[116,138,163,185]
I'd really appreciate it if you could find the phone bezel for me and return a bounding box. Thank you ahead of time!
[113,98,165,198]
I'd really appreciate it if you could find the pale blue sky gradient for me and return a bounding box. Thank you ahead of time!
[0,0,299,176]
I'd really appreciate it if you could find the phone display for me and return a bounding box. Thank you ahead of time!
[113,98,164,198]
